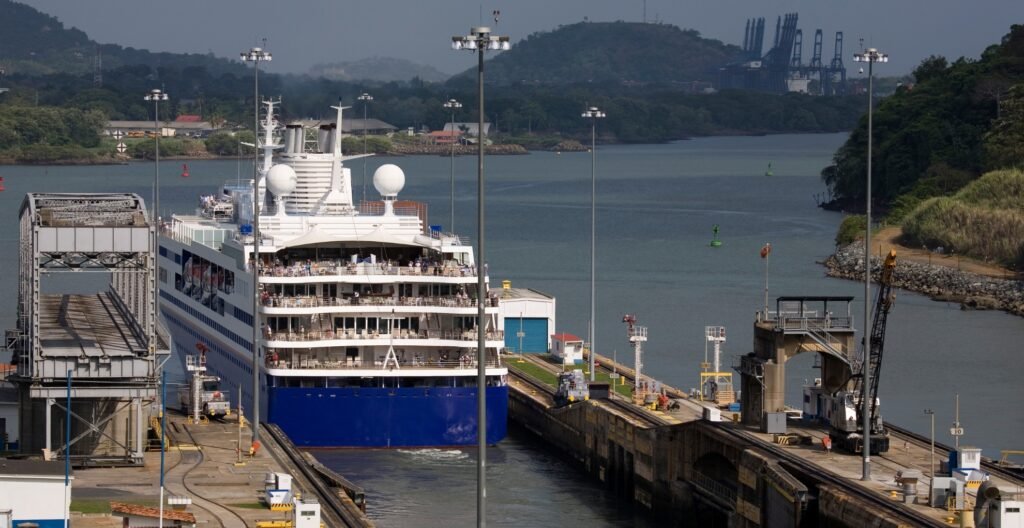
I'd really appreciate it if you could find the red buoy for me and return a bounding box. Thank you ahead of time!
[181,163,190,178]
[0,176,5,191]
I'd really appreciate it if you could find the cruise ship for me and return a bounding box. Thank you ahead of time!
[157,100,508,447]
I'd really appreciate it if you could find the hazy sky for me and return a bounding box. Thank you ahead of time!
[18,0,1023,77]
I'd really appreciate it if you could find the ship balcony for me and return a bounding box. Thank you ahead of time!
[264,350,504,372]
[259,261,479,283]
[263,329,504,349]
[260,294,498,314]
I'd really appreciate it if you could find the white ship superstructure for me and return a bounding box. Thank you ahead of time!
[158,101,507,447]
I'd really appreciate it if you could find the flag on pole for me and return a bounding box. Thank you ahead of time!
[760,243,771,258]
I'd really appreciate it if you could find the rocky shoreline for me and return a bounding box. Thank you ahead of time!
[823,242,1024,317]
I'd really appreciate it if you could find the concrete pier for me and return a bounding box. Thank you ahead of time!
[508,353,1020,527]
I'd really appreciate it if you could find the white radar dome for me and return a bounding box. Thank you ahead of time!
[266,164,298,197]
[373,164,406,197]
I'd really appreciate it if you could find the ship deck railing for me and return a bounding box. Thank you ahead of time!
[265,357,503,370]
[262,294,481,309]
[265,329,504,342]
[260,262,477,279]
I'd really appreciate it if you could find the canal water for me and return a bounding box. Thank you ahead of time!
[0,133,1021,526]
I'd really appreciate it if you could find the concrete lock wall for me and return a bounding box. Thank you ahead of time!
[509,389,815,526]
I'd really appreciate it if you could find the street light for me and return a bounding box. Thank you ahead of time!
[581,106,605,382]
[451,25,509,528]
[443,98,463,231]
[144,89,169,225]
[358,92,373,204]
[240,45,271,446]
[924,409,935,493]
[852,46,887,482]
[143,92,168,478]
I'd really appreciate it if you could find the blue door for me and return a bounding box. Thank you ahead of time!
[505,317,548,353]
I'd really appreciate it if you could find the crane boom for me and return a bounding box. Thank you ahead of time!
[852,249,897,434]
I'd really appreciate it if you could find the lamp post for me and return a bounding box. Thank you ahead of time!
[444,98,463,231]
[144,88,167,388]
[451,26,510,528]
[144,89,168,225]
[853,46,887,482]
[241,45,271,446]
[924,409,935,490]
[581,106,605,382]
[358,92,373,204]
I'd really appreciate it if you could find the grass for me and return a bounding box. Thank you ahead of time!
[507,358,558,387]
[902,169,1024,268]
[507,354,634,398]
[70,500,111,514]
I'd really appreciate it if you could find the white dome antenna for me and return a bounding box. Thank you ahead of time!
[373,164,405,216]
[266,164,297,216]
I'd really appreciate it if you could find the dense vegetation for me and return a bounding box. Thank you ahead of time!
[0,0,245,77]
[0,105,107,162]
[821,25,1024,212]
[901,170,1024,267]
[0,1,867,152]
[448,21,740,85]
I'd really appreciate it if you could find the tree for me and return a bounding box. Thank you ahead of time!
[983,84,1024,170]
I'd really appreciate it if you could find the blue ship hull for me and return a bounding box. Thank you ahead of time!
[268,386,509,448]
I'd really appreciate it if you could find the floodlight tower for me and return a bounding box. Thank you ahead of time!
[451,25,510,528]
[852,46,887,482]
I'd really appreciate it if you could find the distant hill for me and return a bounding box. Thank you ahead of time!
[310,57,449,83]
[0,0,245,76]
[449,21,742,86]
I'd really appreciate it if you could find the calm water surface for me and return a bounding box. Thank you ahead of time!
[1,133,1021,526]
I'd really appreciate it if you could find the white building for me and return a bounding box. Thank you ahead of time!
[0,459,71,528]
[497,282,555,353]
[551,333,584,365]
[0,365,18,450]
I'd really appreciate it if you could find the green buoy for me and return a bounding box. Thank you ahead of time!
[765,162,774,177]
[710,224,722,247]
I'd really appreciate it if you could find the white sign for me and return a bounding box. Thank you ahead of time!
[112,129,125,140]
[950,427,964,436]
[116,142,127,154]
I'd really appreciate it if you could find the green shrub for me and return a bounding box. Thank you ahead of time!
[901,170,1024,268]
[341,136,392,154]
[835,215,867,246]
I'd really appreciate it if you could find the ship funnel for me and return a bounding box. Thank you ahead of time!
[317,124,332,153]
[285,123,303,153]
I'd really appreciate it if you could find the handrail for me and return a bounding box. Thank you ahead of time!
[264,330,504,343]
[260,262,477,279]
[265,355,503,370]
[261,295,481,309]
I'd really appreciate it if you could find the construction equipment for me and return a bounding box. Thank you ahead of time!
[831,250,897,454]
[179,343,231,422]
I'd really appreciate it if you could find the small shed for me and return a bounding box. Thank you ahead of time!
[110,502,197,528]
[498,282,555,353]
[551,333,584,365]
[0,459,71,527]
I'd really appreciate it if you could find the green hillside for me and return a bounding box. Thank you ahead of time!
[449,21,740,86]
[0,0,244,76]
[821,24,1024,212]
[902,170,1024,267]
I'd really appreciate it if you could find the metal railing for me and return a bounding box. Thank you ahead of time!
[260,262,477,279]
[265,356,502,370]
[689,470,738,505]
[264,329,504,343]
[262,295,480,309]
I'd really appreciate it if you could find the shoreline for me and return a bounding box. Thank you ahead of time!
[823,242,1024,318]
